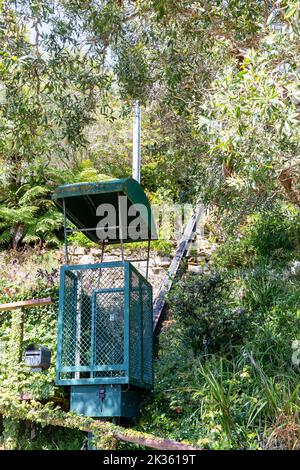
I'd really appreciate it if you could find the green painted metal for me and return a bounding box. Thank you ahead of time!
[51,177,157,244]
[56,261,153,390]
[70,384,140,418]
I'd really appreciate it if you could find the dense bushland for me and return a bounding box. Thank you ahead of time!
[1,0,300,450]
[136,207,300,449]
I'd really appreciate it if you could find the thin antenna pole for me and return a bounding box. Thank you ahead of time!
[132,100,141,183]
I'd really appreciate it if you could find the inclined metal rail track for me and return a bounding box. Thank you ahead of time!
[153,207,203,333]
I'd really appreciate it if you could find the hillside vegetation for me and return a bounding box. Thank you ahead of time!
[0,0,300,450]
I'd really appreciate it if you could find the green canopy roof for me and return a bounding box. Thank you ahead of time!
[52,177,157,244]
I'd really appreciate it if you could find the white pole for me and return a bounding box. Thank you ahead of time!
[132,100,141,183]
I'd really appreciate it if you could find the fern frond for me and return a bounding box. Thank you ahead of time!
[0,205,38,224]
[22,223,41,244]
[35,210,63,234]
[19,186,50,204]
[0,228,12,245]
[44,234,61,247]
[22,232,41,243]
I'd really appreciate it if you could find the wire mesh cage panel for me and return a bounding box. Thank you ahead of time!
[56,261,153,389]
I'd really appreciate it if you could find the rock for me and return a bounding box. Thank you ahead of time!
[90,248,103,256]
[188,264,203,274]
[71,247,86,256]
[210,244,218,252]
[203,267,211,275]
[155,256,171,267]
[102,255,115,262]
[197,255,208,262]
[197,239,210,249]
[109,250,122,256]
[79,255,95,265]
[152,267,162,275]
[198,251,209,257]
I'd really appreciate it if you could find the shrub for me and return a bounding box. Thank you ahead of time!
[167,272,253,355]
[213,205,300,269]
[68,231,98,249]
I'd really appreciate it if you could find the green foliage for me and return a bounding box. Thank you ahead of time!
[214,205,300,268]
[74,159,114,183]
[151,240,174,257]
[68,231,98,249]
[1,0,300,451]
[0,205,38,226]
[245,208,300,260]
[123,239,174,257]
[0,158,116,249]
[196,24,300,217]
[138,271,300,448]
[197,359,236,442]
[135,205,300,449]
[167,272,253,355]
[114,37,151,102]
[1,418,20,450]
[0,1,117,248]
[16,425,85,451]
[0,284,59,400]
[0,274,92,444]
[0,184,63,248]
[0,228,11,245]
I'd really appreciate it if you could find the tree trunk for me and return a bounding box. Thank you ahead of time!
[278,169,300,207]
[11,223,24,249]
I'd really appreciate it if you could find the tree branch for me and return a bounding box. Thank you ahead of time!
[0,398,201,451]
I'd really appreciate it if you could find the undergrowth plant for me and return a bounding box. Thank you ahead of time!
[137,204,300,449]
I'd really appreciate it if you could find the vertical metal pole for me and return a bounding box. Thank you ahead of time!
[100,239,105,263]
[90,291,96,379]
[132,100,141,183]
[146,239,151,281]
[63,199,69,265]
[118,194,125,262]
[97,240,105,289]
[75,272,82,380]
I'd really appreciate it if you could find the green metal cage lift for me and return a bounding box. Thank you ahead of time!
[52,178,157,418]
